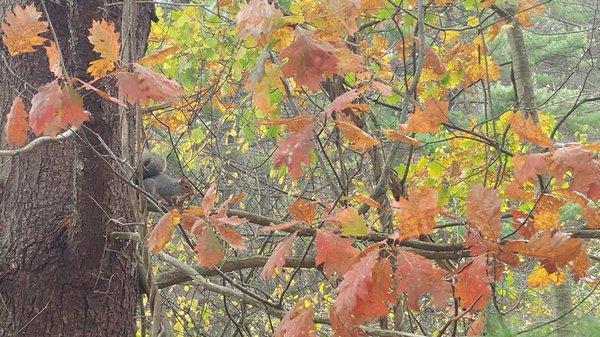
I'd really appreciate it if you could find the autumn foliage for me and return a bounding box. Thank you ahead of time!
[2,0,599,336]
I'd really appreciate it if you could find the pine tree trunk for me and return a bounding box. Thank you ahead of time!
[0,1,152,335]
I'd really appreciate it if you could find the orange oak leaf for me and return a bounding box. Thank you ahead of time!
[261,231,297,278]
[509,113,554,148]
[548,145,600,198]
[424,45,446,75]
[513,153,550,184]
[194,224,225,268]
[216,226,246,251]
[506,230,589,277]
[533,194,565,230]
[332,250,394,336]
[381,129,421,146]
[326,0,360,36]
[333,120,380,152]
[455,255,492,311]
[235,0,282,42]
[273,125,314,180]
[402,99,449,133]
[396,251,450,310]
[262,115,313,133]
[323,90,359,119]
[181,206,206,232]
[1,4,48,55]
[44,41,62,77]
[147,210,181,253]
[5,96,29,146]
[29,80,89,136]
[392,187,440,240]
[274,299,316,337]
[280,28,338,91]
[466,185,501,240]
[116,63,184,104]
[290,198,317,223]
[314,230,359,276]
[87,20,120,78]
[137,45,179,67]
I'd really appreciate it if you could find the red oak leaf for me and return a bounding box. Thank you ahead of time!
[274,299,316,337]
[332,250,394,336]
[194,225,225,268]
[261,231,297,278]
[29,80,88,136]
[116,63,183,104]
[314,230,359,276]
[455,255,492,311]
[273,125,313,180]
[280,28,338,91]
[323,89,359,119]
[395,251,451,310]
[466,185,501,240]
[5,96,29,146]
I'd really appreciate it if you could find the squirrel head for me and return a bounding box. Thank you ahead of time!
[176,178,195,204]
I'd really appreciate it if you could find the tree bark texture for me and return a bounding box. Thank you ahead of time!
[506,19,539,123]
[0,1,152,336]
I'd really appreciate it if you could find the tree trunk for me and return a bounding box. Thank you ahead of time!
[0,1,152,336]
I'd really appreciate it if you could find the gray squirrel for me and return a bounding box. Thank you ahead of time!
[142,153,194,209]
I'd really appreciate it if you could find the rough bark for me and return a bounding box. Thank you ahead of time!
[0,1,152,336]
[506,17,539,123]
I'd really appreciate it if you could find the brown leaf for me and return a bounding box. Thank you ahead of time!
[194,225,225,267]
[290,198,317,223]
[44,41,62,78]
[382,129,421,146]
[455,255,492,311]
[274,299,316,337]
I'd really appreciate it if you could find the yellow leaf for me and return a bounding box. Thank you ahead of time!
[527,266,565,288]
[87,20,120,78]
[1,4,48,55]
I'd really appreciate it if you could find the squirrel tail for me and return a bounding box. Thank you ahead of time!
[142,153,166,178]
